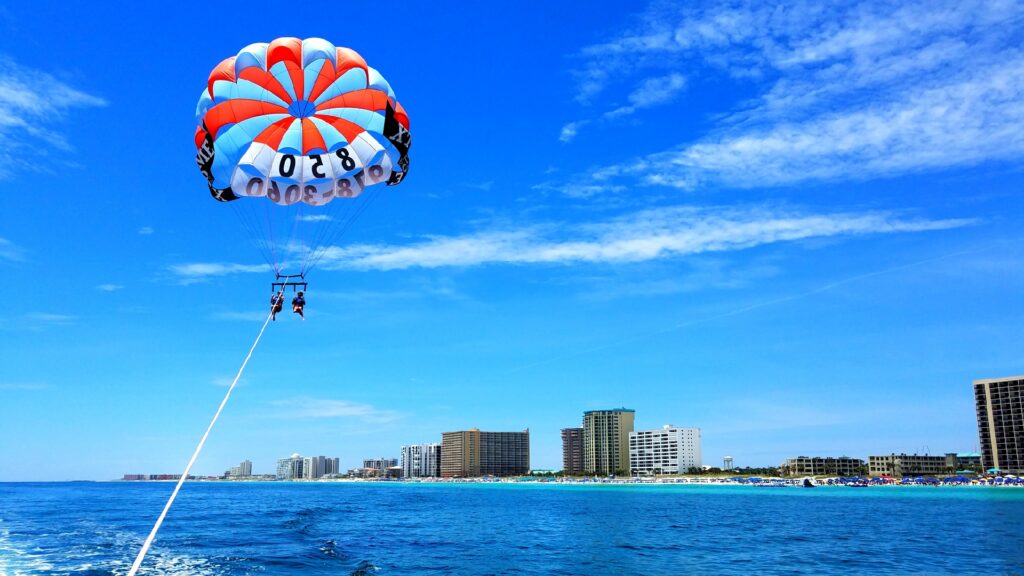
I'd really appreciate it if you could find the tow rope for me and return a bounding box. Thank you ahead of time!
[126,301,277,575]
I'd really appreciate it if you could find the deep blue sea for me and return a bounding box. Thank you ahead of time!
[1,482,1022,575]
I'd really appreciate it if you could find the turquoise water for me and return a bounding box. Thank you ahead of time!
[1,482,1022,575]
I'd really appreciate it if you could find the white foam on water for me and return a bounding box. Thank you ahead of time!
[0,518,224,576]
[0,520,56,576]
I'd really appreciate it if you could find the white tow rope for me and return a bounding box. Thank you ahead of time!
[126,301,278,575]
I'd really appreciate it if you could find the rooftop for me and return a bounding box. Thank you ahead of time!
[973,375,1024,385]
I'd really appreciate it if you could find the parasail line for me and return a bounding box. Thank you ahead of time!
[126,302,276,576]
[305,185,384,273]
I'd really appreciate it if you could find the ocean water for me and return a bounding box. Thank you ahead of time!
[0,482,1022,575]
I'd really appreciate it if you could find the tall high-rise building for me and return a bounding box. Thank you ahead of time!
[441,429,530,477]
[276,453,304,480]
[401,443,442,478]
[325,457,340,476]
[277,453,339,479]
[629,425,701,475]
[583,408,635,475]
[561,428,584,474]
[441,430,480,477]
[304,456,328,479]
[226,459,253,478]
[975,376,1024,474]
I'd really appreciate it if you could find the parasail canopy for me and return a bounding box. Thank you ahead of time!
[194,37,411,274]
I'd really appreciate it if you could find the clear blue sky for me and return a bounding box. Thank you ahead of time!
[1,1,1021,481]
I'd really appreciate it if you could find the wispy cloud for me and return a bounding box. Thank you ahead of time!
[24,313,77,326]
[561,0,1024,189]
[605,73,687,119]
[632,59,1024,189]
[0,237,24,262]
[464,180,495,192]
[212,376,247,387]
[168,262,272,284]
[532,181,626,199]
[559,120,587,143]
[0,382,48,391]
[313,206,973,271]
[562,73,686,141]
[270,397,402,424]
[96,283,123,292]
[213,310,270,322]
[137,226,154,235]
[297,215,332,223]
[0,56,106,178]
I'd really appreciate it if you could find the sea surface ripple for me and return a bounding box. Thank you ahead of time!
[0,482,1022,575]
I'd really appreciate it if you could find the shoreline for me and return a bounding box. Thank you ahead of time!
[16,475,1018,488]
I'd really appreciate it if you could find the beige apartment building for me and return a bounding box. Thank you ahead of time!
[583,408,635,475]
[441,429,530,477]
[975,376,1024,474]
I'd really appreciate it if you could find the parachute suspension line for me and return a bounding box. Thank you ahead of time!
[262,199,281,275]
[126,304,277,576]
[300,193,361,274]
[299,197,356,275]
[228,202,275,270]
[306,186,385,273]
[284,200,305,271]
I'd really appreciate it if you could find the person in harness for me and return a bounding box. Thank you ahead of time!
[292,291,306,320]
[270,290,284,321]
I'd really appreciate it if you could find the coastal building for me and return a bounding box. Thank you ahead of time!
[583,408,635,475]
[401,443,441,478]
[276,453,339,479]
[363,457,398,471]
[225,459,252,478]
[303,456,341,479]
[561,427,584,474]
[441,429,530,477]
[442,430,480,477]
[952,452,982,472]
[974,375,1024,474]
[276,453,304,480]
[121,474,193,481]
[868,454,950,477]
[723,456,734,470]
[781,456,865,477]
[629,425,702,475]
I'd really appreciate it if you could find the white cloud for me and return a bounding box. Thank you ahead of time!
[465,180,495,191]
[559,121,586,143]
[137,226,154,235]
[297,215,332,222]
[0,56,106,178]
[0,382,48,391]
[644,57,1024,188]
[211,376,248,387]
[24,313,76,326]
[562,73,686,141]
[606,73,687,118]
[563,0,1024,189]
[0,237,24,262]
[96,283,123,292]
[270,397,401,424]
[213,310,271,322]
[532,181,626,199]
[168,262,272,284]
[312,206,973,271]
